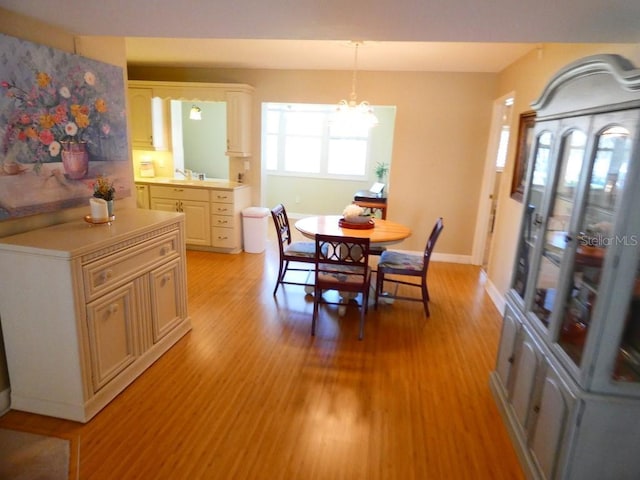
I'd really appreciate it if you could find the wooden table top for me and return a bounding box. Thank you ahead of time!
[295,215,411,246]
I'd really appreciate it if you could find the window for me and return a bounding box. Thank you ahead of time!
[263,103,371,179]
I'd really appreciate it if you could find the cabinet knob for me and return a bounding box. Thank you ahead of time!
[508,355,515,364]
[99,269,113,284]
[161,274,172,285]
[533,405,540,413]
[108,304,119,315]
[159,246,168,255]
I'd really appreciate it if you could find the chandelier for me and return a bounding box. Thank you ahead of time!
[334,41,378,128]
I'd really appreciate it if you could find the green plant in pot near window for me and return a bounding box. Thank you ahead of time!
[375,162,389,182]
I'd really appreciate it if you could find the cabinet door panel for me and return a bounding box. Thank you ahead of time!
[151,198,179,213]
[496,309,520,389]
[150,259,183,343]
[530,376,568,479]
[86,283,137,392]
[511,339,541,431]
[128,87,153,149]
[181,200,211,245]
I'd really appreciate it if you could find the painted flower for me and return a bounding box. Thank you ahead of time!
[48,141,61,156]
[64,122,78,136]
[84,71,96,86]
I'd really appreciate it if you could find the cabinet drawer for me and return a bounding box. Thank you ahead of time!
[150,185,209,201]
[211,214,235,229]
[210,189,234,204]
[211,226,236,248]
[211,202,234,216]
[83,231,179,301]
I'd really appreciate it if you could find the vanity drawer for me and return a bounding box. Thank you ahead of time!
[211,214,235,228]
[83,231,180,301]
[150,185,209,202]
[211,227,236,249]
[210,189,234,204]
[211,202,234,216]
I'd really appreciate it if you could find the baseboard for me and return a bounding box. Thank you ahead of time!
[484,277,505,315]
[0,387,10,416]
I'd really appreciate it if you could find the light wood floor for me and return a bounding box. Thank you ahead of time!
[0,230,524,479]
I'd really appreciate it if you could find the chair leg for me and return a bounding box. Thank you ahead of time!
[374,270,383,309]
[358,304,365,340]
[311,287,319,336]
[421,281,430,317]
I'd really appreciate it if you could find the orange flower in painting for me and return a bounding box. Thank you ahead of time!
[74,113,90,129]
[39,114,55,129]
[70,104,90,117]
[95,98,107,113]
[36,72,51,87]
[25,126,38,139]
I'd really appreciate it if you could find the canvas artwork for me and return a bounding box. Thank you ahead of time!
[0,33,130,220]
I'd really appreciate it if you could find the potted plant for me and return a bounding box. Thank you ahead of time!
[92,175,115,216]
[375,162,389,182]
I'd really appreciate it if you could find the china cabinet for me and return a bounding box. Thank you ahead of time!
[491,54,640,479]
[0,209,191,422]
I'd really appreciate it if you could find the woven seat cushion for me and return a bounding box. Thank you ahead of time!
[378,250,423,271]
[284,241,315,257]
[318,264,367,285]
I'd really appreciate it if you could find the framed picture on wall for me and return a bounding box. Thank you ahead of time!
[510,110,536,202]
[0,33,130,220]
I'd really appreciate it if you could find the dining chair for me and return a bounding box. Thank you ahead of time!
[271,204,316,296]
[313,234,372,340]
[374,217,444,316]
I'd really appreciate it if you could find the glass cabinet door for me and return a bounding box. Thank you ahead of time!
[614,257,640,383]
[530,129,587,328]
[556,126,632,366]
[513,130,553,299]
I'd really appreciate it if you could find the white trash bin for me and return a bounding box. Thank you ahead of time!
[242,207,270,253]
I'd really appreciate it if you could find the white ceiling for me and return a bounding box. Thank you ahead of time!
[2,0,639,72]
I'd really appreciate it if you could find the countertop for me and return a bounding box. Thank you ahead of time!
[135,177,247,190]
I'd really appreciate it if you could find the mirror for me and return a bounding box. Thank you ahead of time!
[171,100,229,180]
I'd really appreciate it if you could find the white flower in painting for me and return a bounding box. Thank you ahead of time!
[84,71,96,86]
[48,141,61,157]
[64,122,78,136]
[59,86,71,98]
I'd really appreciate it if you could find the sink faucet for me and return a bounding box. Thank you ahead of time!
[175,168,193,180]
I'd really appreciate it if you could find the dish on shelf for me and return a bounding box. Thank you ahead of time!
[84,215,115,225]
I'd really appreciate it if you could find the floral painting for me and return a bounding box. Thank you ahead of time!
[0,33,130,220]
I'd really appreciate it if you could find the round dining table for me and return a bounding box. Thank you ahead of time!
[294,215,411,315]
[294,215,411,246]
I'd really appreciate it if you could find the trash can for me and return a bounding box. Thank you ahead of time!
[242,207,270,253]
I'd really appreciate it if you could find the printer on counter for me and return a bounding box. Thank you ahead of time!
[354,182,386,203]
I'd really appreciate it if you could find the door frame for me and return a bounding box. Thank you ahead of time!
[472,92,515,266]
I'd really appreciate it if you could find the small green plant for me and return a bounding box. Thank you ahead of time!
[375,162,389,181]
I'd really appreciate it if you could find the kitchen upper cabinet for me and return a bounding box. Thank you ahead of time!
[225,90,252,157]
[128,87,153,149]
[491,54,640,479]
[128,80,254,157]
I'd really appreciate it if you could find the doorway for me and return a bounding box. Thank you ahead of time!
[472,94,514,271]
